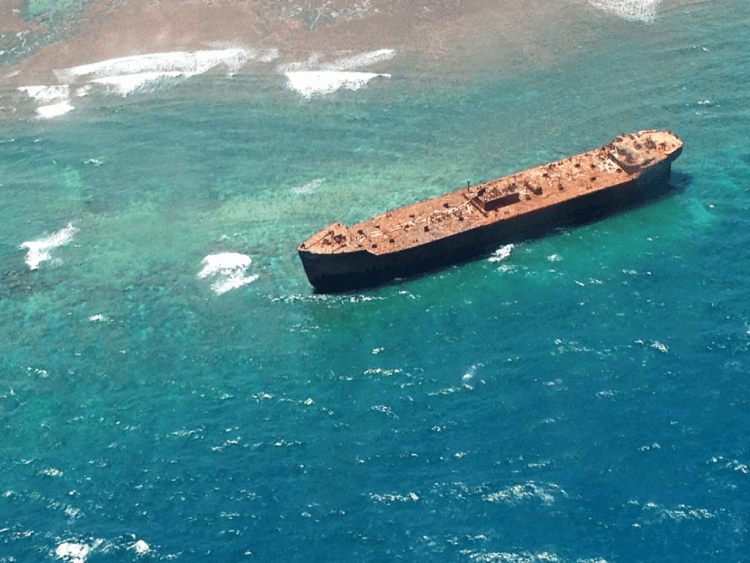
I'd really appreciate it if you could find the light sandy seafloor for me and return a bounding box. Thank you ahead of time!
[1,0,683,119]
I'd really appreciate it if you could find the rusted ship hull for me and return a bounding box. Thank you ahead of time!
[299,132,683,292]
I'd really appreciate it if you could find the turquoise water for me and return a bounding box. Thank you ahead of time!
[2,1,750,561]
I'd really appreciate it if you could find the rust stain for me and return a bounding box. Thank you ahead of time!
[299,130,684,290]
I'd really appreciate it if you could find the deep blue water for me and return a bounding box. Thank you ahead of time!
[1,1,750,561]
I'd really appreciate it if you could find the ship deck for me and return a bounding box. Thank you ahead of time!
[299,131,683,257]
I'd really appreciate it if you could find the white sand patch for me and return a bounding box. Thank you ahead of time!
[55,542,90,563]
[20,223,78,270]
[589,0,660,22]
[291,178,324,194]
[198,253,259,295]
[285,71,390,98]
[55,48,279,84]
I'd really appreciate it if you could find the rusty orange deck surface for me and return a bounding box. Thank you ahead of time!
[299,130,683,257]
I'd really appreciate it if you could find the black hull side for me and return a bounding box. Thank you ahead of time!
[300,160,679,292]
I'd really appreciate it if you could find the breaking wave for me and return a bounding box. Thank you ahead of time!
[55,542,91,563]
[198,253,259,295]
[20,223,78,269]
[18,85,74,118]
[54,48,279,84]
[91,71,184,96]
[16,49,280,117]
[488,244,514,263]
[284,71,390,98]
[280,49,395,98]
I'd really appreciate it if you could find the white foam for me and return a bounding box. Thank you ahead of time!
[280,49,395,97]
[462,363,484,390]
[320,49,396,71]
[36,101,74,118]
[483,481,565,505]
[55,542,90,563]
[131,539,150,555]
[198,253,258,295]
[277,53,320,74]
[20,223,78,270]
[291,178,324,194]
[19,85,70,102]
[488,244,514,262]
[92,71,183,96]
[285,71,390,98]
[55,48,279,83]
[277,49,395,74]
[18,86,74,118]
[589,0,660,22]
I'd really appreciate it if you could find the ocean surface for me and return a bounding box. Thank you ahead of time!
[1,0,750,561]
